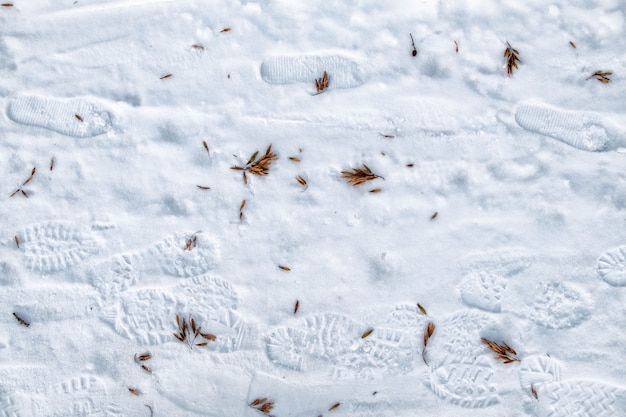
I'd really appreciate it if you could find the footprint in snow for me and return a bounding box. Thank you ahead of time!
[519,354,626,417]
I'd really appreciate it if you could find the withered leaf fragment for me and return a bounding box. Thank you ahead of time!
[328,402,341,411]
[294,300,300,314]
[160,73,172,80]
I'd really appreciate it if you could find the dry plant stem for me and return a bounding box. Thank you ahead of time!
[481,338,519,363]
[294,300,299,314]
[417,303,428,315]
[409,33,417,56]
[504,42,521,76]
[341,164,383,186]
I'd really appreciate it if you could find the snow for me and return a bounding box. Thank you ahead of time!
[0,0,625,416]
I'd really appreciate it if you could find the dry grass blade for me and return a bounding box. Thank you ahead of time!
[481,338,519,363]
[220,27,231,32]
[294,300,300,314]
[531,384,538,399]
[14,235,19,248]
[250,398,267,407]
[197,185,211,190]
[160,73,173,80]
[201,333,217,341]
[75,114,83,122]
[369,188,381,193]
[1,3,14,6]
[289,156,301,162]
[128,388,140,396]
[417,303,427,315]
[50,157,55,171]
[278,265,291,271]
[341,164,383,186]
[141,364,153,373]
[191,44,205,50]
[379,133,395,139]
[504,42,522,76]
[587,70,612,83]
[569,41,576,48]
[431,211,438,220]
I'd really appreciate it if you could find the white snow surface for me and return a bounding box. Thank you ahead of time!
[1,0,626,416]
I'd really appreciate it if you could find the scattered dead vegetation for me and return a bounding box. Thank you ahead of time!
[341,164,383,186]
[13,312,30,327]
[481,338,519,363]
[173,315,216,350]
[369,188,381,193]
[249,398,275,416]
[278,265,291,271]
[134,352,153,373]
[314,71,329,94]
[231,145,278,184]
[504,42,521,76]
[160,73,172,80]
[183,233,198,251]
[288,156,301,162]
[422,322,435,364]
[10,167,36,198]
[587,70,612,83]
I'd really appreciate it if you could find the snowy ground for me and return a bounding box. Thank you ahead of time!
[1,0,626,416]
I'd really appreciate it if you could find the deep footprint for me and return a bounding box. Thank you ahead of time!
[515,101,610,152]
[7,95,113,138]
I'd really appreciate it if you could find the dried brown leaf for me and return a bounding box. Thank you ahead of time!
[128,388,140,396]
[201,333,217,341]
[220,28,231,32]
